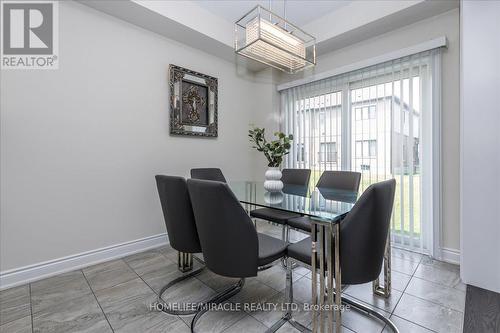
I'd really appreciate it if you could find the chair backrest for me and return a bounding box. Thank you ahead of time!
[155,175,201,254]
[339,179,396,284]
[281,168,311,186]
[190,168,227,183]
[187,179,258,278]
[316,171,361,192]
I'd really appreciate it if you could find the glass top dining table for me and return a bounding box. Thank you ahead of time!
[227,181,396,333]
[228,181,358,223]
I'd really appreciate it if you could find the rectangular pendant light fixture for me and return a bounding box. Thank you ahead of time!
[235,5,316,74]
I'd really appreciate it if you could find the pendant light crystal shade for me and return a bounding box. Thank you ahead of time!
[235,6,316,74]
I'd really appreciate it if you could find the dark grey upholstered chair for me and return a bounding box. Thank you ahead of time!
[316,170,362,190]
[190,168,227,183]
[187,179,287,331]
[289,178,395,283]
[156,175,201,254]
[155,175,242,317]
[281,168,311,186]
[272,179,398,332]
[249,169,311,240]
[287,170,361,233]
[155,175,203,315]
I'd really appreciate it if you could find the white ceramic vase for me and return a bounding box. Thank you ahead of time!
[264,191,284,204]
[264,167,283,192]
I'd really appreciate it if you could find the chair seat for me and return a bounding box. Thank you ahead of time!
[250,208,301,225]
[287,237,335,267]
[287,237,313,265]
[288,216,312,232]
[258,233,287,266]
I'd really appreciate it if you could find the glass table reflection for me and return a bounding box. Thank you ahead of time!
[229,181,357,223]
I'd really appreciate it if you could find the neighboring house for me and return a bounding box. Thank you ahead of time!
[293,94,420,177]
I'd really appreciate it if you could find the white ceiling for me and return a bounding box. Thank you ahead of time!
[83,0,459,72]
[192,0,351,27]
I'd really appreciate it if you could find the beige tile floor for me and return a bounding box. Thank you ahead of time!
[0,221,465,333]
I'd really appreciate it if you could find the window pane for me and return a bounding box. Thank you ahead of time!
[355,107,362,120]
[369,140,377,156]
[369,105,376,119]
[288,91,342,187]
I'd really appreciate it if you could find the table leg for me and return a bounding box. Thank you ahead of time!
[326,225,334,332]
[333,223,342,333]
[311,223,318,333]
[318,226,325,332]
[372,233,391,298]
[311,222,342,333]
[178,252,193,273]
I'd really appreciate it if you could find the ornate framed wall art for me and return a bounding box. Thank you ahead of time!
[169,65,218,137]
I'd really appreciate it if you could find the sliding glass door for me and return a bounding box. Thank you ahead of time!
[350,74,422,250]
[281,50,441,254]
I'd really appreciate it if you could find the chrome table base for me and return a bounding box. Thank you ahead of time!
[310,220,396,332]
[310,221,342,333]
[267,256,399,333]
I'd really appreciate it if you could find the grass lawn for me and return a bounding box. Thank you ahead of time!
[310,170,421,235]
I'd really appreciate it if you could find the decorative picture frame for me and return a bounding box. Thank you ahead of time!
[169,65,218,137]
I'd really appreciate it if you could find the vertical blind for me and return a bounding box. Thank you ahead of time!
[280,49,442,255]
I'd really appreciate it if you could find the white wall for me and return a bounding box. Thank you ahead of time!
[250,68,282,179]
[276,9,461,255]
[0,1,263,273]
[460,0,500,293]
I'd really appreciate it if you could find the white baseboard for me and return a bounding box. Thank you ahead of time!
[0,233,168,290]
[437,247,461,265]
[392,244,461,266]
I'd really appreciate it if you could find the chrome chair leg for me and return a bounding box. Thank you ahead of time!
[280,227,298,269]
[178,252,193,273]
[373,234,392,297]
[190,279,245,333]
[156,268,205,315]
[281,224,288,242]
[281,225,289,268]
[156,255,245,317]
[267,257,310,333]
[341,294,399,333]
[267,312,309,333]
[155,255,205,315]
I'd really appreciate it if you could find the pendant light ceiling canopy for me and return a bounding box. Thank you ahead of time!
[235,4,316,74]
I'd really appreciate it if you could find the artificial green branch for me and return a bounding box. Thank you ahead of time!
[248,127,293,167]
